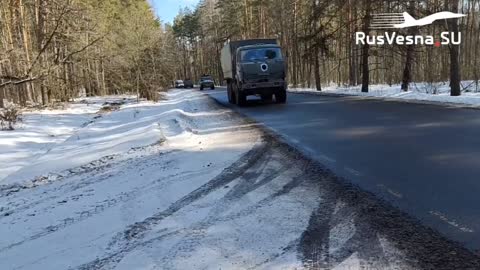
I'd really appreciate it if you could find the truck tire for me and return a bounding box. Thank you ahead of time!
[211,86,215,90]
[275,89,287,104]
[200,86,204,91]
[227,84,234,104]
[236,89,247,106]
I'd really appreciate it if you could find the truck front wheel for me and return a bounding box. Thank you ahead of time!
[275,89,287,104]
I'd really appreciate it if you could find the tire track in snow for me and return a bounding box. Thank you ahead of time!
[76,139,270,269]
[155,149,289,266]
[0,145,174,219]
[83,138,319,270]
[76,229,183,270]
[245,239,299,270]
[0,147,224,253]
[0,159,197,253]
[300,197,393,269]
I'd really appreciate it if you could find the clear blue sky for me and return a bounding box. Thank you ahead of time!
[149,0,200,24]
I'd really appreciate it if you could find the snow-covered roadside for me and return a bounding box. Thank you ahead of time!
[1,89,476,270]
[0,89,415,270]
[0,95,137,183]
[289,81,480,107]
[0,89,264,269]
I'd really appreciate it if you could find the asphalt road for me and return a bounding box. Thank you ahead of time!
[206,87,480,252]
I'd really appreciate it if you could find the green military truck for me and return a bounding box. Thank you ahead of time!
[220,39,287,106]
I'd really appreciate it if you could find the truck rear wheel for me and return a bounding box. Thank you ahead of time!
[227,84,234,104]
[275,89,287,104]
[236,89,247,106]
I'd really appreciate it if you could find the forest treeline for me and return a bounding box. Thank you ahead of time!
[173,0,479,95]
[0,0,177,108]
[2,0,479,108]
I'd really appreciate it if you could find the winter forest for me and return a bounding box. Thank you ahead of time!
[0,0,176,108]
[1,0,480,108]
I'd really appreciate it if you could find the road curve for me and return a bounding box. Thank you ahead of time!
[205,87,480,252]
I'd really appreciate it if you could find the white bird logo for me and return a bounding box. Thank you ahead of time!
[371,11,466,29]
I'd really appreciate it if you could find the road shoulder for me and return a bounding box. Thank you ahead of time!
[288,89,480,110]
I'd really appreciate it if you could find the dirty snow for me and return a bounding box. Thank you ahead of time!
[289,81,480,107]
[0,89,418,269]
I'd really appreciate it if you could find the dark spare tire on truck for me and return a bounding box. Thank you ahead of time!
[221,39,287,106]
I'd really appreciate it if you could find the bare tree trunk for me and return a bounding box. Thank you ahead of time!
[361,0,371,93]
[447,0,462,96]
[348,0,357,86]
[314,46,321,91]
[401,1,416,91]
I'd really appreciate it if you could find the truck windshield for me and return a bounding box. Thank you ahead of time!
[240,48,282,62]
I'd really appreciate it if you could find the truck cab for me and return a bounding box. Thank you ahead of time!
[236,45,286,94]
[221,39,287,106]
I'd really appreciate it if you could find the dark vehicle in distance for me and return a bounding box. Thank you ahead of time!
[174,80,184,88]
[199,75,215,90]
[221,39,287,106]
[184,79,194,88]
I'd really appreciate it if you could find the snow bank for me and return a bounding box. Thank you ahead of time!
[0,89,265,270]
[1,89,460,270]
[0,96,137,183]
[0,91,254,186]
[289,81,480,107]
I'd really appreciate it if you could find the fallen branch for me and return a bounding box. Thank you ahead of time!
[26,3,69,75]
[60,34,106,63]
[0,76,40,89]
